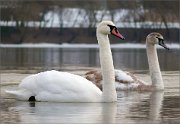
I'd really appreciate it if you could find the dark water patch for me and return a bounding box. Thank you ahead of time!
[0,47,179,71]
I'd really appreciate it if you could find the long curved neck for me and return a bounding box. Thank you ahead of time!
[97,32,117,102]
[146,39,164,90]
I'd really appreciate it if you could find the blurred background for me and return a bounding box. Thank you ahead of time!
[1,0,179,44]
[0,0,180,71]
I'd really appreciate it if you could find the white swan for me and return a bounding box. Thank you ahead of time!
[85,32,169,91]
[6,21,125,102]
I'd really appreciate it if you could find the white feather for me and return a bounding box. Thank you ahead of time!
[14,70,102,102]
[115,70,133,82]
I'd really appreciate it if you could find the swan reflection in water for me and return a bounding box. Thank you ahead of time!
[9,102,117,124]
[115,91,164,123]
[149,91,164,121]
[8,91,165,123]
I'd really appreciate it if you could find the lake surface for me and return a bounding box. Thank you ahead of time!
[1,70,180,124]
[0,44,180,123]
[0,43,180,71]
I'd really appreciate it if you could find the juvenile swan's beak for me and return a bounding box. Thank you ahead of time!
[111,27,125,40]
[158,38,170,50]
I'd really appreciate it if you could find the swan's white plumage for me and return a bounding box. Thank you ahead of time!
[6,21,125,102]
[115,82,140,90]
[7,70,102,102]
[115,70,133,82]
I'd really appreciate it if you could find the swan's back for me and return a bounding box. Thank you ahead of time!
[84,69,152,91]
[15,70,102,102]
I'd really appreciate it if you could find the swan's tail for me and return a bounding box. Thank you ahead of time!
[5,89,34,101]
[6,90,18,95]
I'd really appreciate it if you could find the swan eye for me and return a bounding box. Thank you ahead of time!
[156,37,169,50]
[107,25,125,40]
[107,24,116,32]
[156,37,164,42]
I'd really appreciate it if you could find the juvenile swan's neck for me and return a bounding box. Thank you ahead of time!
[146,39,164,90]
[97,32,117,102]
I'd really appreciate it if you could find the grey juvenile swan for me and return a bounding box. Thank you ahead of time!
[85,32,169,91]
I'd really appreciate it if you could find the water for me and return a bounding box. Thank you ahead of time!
[0,44,180,123]
[0,44,180,71]
[1,83,180,123]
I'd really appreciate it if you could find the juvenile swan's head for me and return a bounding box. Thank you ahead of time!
[97,21,125,40]
[147,32,169,50]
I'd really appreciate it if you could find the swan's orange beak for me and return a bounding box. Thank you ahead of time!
[111,28,125,40]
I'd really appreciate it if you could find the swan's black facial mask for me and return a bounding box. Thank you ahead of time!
[157,37,170,50]
[107,25,125,40]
